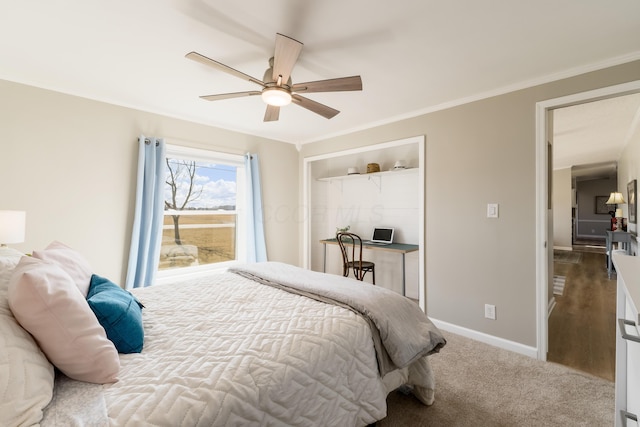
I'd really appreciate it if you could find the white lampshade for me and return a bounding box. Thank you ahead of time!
[0,210,26,245]
[261,87,292,106]
[606,192,626,204]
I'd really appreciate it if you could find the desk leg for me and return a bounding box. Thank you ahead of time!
[323,243,327,273]
[402,253,406,297]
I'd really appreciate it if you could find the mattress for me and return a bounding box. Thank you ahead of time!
[42,265,442,426]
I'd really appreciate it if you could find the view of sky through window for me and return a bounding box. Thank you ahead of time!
[165,159,237,209]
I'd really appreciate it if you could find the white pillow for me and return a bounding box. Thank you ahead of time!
[0,248,55,427]
[8,256,120,384]
[32,241,93,296]
[0,246,23,272]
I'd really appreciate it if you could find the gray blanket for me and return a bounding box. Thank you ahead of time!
[229,262,446,376]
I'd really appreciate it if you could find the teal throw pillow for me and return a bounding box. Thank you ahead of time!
[86,274,144,354]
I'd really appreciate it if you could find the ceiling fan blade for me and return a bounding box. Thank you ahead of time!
[186,52,265,87]
[292,75,362,94]
[200,91,261,101]
[291,94,339,119]
[272,33,303,83]
[263,105,280,122]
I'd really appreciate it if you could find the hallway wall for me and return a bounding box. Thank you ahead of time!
[575,177,618,240]
[553,167,572,249]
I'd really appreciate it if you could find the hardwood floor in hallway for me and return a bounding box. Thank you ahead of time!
[548,247,616,382]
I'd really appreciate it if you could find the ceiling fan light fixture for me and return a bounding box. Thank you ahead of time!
[262,87,292,107]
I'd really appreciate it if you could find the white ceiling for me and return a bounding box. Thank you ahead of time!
[1,0,639,146]
[554,92,640,177]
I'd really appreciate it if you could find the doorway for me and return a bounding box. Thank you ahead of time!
[546,94,640,379]
[535,80,640,363]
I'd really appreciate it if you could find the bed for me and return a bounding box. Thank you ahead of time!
[0,243,445,427]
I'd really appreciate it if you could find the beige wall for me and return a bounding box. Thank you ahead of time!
[0,79,300,285]
[552,168,573,249]
[301,60,640,347]
[617,102,640,242]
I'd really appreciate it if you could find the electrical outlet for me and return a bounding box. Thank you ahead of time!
[484,304,496,320]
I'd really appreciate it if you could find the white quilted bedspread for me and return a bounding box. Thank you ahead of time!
[41,269,439,426]
[106,272,388,426]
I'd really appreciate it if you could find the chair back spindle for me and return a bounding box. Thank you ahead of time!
[336,232,375,284]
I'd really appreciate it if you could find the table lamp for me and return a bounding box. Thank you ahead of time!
[606,192,626,231]
[0,210,26,247]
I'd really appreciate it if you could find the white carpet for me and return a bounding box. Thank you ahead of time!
[553,275,566,295]
[382,332,615,426]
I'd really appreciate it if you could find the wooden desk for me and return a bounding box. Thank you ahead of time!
[606,231,633,278]
[320,238,419,296]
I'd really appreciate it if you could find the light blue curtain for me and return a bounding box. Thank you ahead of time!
[245,153,267,262]
[125,136,166,289]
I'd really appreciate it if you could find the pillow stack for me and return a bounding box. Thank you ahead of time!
[9,242,121,383]
[7,241,145,385]
[31,241,145,354]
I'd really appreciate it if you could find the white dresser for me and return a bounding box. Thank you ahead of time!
[613,253,640,427]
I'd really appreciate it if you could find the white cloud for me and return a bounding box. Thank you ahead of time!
[165,163,237,209]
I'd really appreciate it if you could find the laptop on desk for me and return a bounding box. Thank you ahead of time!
[365,227,395,245]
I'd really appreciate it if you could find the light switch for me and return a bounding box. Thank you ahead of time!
[487,203,499,218]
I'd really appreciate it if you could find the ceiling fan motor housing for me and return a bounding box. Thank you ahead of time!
[263,64,292,87]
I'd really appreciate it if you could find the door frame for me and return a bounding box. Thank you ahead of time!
[535,80,640,360]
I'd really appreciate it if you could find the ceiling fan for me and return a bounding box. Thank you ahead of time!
[186,33,363,122]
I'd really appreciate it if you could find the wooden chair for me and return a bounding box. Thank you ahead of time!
[336,232,375,284]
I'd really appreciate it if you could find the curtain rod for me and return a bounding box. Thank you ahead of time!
[144,138,160,147]
[145,138,253,157]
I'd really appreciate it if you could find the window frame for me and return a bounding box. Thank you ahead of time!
[156,144,246,282]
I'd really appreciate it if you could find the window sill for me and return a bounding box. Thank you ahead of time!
[155,260,241,285]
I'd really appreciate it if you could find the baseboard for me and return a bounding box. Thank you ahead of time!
[553,245,573,251]
[430,318,538,359]
[575,235,606,241]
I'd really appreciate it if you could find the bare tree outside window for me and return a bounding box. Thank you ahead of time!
[165,159,203,245]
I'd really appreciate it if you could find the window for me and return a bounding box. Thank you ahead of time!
[158,145,246,276]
